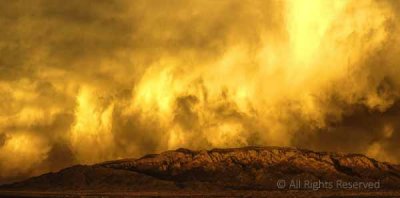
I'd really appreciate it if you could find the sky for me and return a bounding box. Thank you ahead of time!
[1,0,400,184]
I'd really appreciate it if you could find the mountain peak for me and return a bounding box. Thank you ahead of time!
[2,146,400,192]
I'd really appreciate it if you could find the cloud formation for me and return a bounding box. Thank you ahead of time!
[1,0,400,184]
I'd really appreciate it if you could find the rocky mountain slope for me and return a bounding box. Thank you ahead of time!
[2,146,400,191]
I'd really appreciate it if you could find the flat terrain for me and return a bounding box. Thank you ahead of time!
[1,190,400,198]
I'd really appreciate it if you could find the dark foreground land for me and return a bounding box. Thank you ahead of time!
[1,190,400,198]
[1,146,400,197]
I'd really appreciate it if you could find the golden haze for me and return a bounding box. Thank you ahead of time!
[1,0,400,183]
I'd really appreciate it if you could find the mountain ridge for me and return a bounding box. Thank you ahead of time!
[2,146,400,191]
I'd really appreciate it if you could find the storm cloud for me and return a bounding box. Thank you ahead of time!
[1,0,400,184]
